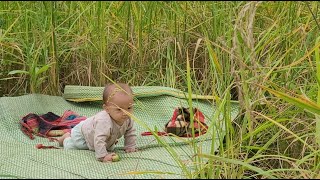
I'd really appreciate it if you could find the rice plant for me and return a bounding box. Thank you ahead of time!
[1,1,320,178]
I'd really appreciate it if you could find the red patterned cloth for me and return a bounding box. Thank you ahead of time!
[141,107,208,137]
[165,107,208,137]
[20,110,86,140]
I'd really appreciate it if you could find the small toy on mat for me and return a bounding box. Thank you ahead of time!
[111,154,120,162]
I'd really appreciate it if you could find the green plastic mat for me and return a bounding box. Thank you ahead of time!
[0,86,239,179]
[63,85,218,102]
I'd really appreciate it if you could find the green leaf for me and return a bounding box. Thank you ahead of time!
[8,70,29,75]
[197,153,276,179]
[35,63,55,76]
[258,84,320,115]
[205,39,222,75]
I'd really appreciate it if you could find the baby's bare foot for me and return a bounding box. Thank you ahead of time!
[57,132,71,147]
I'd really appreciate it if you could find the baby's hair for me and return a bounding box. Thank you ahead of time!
[102,83,133,103]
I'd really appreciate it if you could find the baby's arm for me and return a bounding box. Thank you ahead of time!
[94,118,113,162]
[124,119,137,153]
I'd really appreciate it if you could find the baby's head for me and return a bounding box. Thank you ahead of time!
[102,83,134,125]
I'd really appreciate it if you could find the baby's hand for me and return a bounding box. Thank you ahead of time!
[102,153,116,163]
[125,148,138,153]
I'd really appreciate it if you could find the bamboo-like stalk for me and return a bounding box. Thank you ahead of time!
[50,1,59,95]
[315,36,320,166]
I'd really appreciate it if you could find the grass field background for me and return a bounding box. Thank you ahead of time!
[1,1,320,178]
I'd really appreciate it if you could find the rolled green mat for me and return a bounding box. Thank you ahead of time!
[63,85,219,102]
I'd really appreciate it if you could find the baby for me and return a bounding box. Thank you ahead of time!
[58,83,137,162]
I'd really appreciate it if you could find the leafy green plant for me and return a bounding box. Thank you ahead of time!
[8,61,55,93]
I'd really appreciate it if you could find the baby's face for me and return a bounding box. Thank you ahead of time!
[104,92,134,126]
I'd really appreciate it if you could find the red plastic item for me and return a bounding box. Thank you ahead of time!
[141,131,168,136]
[35,143,60,149]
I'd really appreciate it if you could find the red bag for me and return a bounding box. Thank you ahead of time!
[165,107,208,137]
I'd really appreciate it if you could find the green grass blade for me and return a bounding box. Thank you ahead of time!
[197,153,276,179]
[258,84,320,115]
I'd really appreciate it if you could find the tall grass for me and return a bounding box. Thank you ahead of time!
[1,1,320,178]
